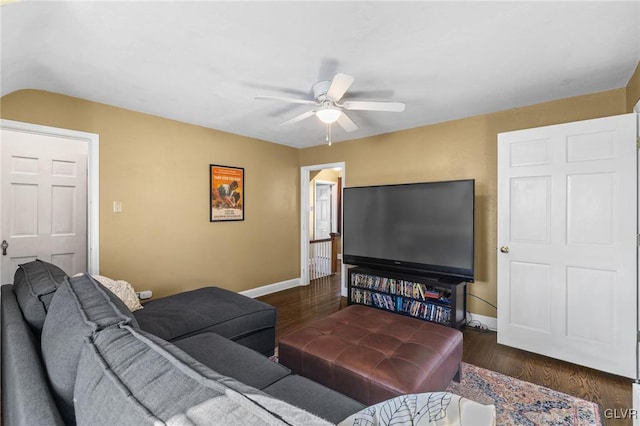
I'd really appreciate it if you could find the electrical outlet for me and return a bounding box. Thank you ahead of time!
[113,201,123,213]
[137,290,152,300]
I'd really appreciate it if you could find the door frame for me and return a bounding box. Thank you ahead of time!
[300,162,345,293]
[0,119,100,275]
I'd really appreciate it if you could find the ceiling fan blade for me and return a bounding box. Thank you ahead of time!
[337,112,358,132]
[342,101,406,112]
[326,73,355,102]
[255,95,318,106]
[280,110,315,126]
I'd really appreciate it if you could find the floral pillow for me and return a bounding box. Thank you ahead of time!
[338,392,495,426]
[88,274,144,312]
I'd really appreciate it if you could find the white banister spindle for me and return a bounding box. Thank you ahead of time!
[309,239,332,280]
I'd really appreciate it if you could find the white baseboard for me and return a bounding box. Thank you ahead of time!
[240,277,301,299]
[466,312,497,332]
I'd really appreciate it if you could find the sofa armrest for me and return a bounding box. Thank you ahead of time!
[1,285,65,426]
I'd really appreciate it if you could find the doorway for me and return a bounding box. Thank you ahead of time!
[300,162,345,294]
[0,119,100,282]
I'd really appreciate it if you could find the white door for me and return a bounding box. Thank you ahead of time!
[314,183,332,240]
[497,113,637,378]
[1,129,88,283]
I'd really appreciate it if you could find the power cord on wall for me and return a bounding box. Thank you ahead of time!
[467,293,497,310]
[466,292,497,332]
[466,312,491,332]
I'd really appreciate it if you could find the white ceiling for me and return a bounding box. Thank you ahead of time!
[1,1,639,148]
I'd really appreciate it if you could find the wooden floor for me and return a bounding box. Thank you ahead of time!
[258,274,634,426]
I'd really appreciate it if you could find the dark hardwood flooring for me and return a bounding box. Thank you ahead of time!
[258,274,634,426]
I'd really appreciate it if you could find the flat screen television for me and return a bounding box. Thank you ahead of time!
[342,179,475,282]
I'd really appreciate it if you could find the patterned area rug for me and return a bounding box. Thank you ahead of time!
[446,362,602,426]
[270,349,601,425]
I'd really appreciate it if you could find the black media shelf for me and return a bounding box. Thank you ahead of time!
[347,267,467,329]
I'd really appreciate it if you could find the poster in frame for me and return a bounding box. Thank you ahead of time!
[210,164,244,222]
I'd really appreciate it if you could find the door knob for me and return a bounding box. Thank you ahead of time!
[1,240,7,256]
[500,246,509,254]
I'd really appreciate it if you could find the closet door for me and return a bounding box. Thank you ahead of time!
[0,128,88,282]
[497,113,637,378]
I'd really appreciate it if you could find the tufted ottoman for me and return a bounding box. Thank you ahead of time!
[278,304,463,406]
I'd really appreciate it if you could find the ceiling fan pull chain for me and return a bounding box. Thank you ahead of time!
[326,124,332,146]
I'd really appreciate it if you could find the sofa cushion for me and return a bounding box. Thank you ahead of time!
[13,259,68,333]
[1,285,65,426]
[168,332,364,423]
[134,286,276,347]
[172,332,291,390]
[264,374,367,424]
[40,273,138,424]
[74,325,332,426]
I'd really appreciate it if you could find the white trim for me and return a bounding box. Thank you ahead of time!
[300,168,311,286]
[0,119,100,274]
[635,113,640,426]
[467,312,498,332]
[239,278,300,298]
[300,162,346,293]
[637,112,640,382]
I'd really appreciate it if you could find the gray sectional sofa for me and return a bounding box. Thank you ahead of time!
[1,260,365,425]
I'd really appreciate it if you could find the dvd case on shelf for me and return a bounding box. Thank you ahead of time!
[348,267,465,329]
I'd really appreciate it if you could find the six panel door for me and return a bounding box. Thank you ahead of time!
[0,129,88,283]
[497,113,637,378]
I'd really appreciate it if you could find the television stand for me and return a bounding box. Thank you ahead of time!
[347,267,467,329]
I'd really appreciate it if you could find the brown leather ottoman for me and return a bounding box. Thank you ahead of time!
[278,304,463,406]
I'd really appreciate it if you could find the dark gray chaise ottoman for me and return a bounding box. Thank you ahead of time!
[134,286,277,356]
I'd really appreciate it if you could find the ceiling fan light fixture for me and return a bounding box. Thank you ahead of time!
[316,104,342,124]
[257,72,404,135]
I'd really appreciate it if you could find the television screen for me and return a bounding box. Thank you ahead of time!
[342,179,475,281]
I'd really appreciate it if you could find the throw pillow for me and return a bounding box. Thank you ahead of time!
[90,274,143,311]
[338,392,496,426]
[12,259,68,333]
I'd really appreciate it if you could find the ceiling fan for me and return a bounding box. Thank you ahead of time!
[255,73,406,134]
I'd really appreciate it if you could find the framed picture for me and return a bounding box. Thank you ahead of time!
[210,164,244,222]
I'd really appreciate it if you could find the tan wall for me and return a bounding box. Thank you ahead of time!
[0,90,300,298]
[299,89,627,318]
[627,61,640,112]
[313,168,341,183]
[1,79,635,313]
